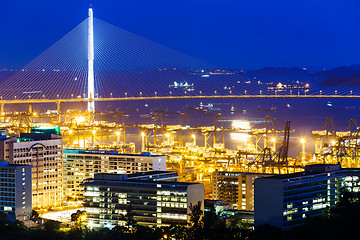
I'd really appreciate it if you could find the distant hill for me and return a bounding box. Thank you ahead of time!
[246,67,309,76]
[322,72,360,87]
[313,66,360,78]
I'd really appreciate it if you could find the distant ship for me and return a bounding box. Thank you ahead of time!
[257,106,277,112]
[267,82,309,91]
[140,114,151,119]
[169,81,194,91]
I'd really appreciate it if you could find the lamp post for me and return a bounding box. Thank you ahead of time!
[69,129,73,145]
[271,137,276,152]
[116,131,121,146]
[92,129,96,145]
[192,134,196,146]
[165,133,170,145]
[141,132,146,152]
[300,138,306,161]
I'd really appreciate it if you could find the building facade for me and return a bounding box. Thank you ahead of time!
[63,150,167,200]
[254,164,360,229]
[82,171,204,228]
[0,161,32,221]
[212,171,270,210]
[0,133,63,209]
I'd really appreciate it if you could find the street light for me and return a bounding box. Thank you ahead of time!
[69,129,73,145]
[300,138,306,161]
[141,132,146,152]
[271,137,276,151]
[115,131,121,145]
[92,129,96,144]
[192,134,196,146]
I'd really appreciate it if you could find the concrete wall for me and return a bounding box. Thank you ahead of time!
[254,178,284,228]
[152,155,167,171]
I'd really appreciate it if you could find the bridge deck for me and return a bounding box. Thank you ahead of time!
[0,94,359,104]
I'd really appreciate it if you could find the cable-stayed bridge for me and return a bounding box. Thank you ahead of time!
[0,8,359,113]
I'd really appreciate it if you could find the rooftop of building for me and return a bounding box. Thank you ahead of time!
[64,149,166,157]
[127,171,178,179]
[0,127,61,142]
[0,161,32,168]
[0,133,61,143]
[19,133,61,141]
[92,171,178,181]
[213,171,273,176]
[260,164,360,181]
[82,171,200,188]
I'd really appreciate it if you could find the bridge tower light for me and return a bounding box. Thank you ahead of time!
[87,7,95,113]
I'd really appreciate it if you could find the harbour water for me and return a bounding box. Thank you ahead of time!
[96,97,360,157]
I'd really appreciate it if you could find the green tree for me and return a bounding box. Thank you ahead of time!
[31,210,39,219]
[43,220,62,232]
[187,201,204,240]
[123,204,137,228]
[71,210,87,229]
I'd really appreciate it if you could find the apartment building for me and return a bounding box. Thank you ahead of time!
[63,149,166,200]
[212,171,270,210]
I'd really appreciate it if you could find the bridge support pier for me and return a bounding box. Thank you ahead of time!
[28,103,33,114]
[0,103,4,122]
[56,102,61,123]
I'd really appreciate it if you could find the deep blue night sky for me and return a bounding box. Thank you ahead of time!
[1,0,360,69]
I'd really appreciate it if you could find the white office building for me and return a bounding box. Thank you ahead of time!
[0,132,63,209]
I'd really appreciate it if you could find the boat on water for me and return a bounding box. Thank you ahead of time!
[257,106,277,112]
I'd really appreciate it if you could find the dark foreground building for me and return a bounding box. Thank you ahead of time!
[254,164,360,229]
